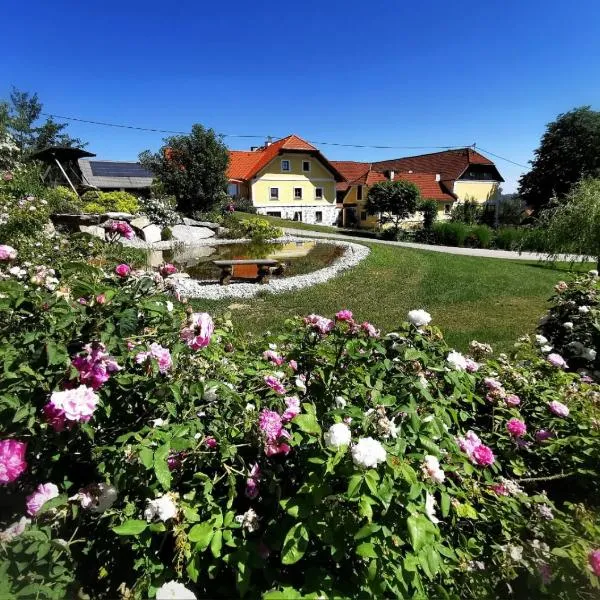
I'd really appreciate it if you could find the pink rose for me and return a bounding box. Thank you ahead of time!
[548,400,569,418]
[115,264,131,277]
[505,394,521,406]
[288,359,298,371]
[484,378,503,391]
[0,245,17,261]
[263,350,284,366]
[180,312,214,350]
[159,263,178,277]
[506,418,527,438]
[44,385,99,430]
[281,396,300,422]
[465,359,480,373]
[26,483,59,516]
[589,550,600,576]
[264,375,286,395]
[136,343,172,374]
[335,309,353,322]
[95,294,106,305]
[304,314,334,335]
[547,353,568,369]
[491,483,509,496]
[361,321,380,338]
[472,444,495,467]
[205,436,217,449]
[72,342,121,389]
[0,439,27,484]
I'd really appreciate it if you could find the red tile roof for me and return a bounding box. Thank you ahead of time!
[227,134,343,181]
[396,172,456,201]
[372,148,500,181]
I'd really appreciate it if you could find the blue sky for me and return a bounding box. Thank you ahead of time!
[3,0,600,191]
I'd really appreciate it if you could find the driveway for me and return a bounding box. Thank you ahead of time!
[283,228,593,263]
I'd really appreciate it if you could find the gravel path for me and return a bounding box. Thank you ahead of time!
[282,228,593,263]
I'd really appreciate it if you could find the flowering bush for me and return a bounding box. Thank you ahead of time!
[1,263,600,599]
[222,216,283,242]
[138,195,180,227]
[537,272,600,379]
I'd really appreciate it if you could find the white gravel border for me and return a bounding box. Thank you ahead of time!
[168,236,370,299]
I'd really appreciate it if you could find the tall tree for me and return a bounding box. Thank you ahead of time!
[139,124,229,215]
[534,178,600,270]
[6,88,84,155]
[365,180,421,236]
[518,107,600,211]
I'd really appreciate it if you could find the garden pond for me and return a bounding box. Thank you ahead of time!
[144,240,345,280]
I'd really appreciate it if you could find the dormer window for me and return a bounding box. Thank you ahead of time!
[302,160,311,172]
[281,160,290,172]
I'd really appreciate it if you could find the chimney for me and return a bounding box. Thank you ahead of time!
[265,136,273,147]
[389,170,395,181]
[250,146,258,151]
[435,173,441,182]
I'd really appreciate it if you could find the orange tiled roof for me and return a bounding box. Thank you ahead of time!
[396,172,456,201]
[227,134,343,181]
[372,148,501,181]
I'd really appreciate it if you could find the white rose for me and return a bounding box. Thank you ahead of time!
[582,347,597,362]
[144,494,178,522]
[324,423,352,449]
[203,387,218,402]
[0,517,31,542]
[152,418,166,428]
[334,396,347,409]
[563,322,574,330]
[351,437,387,468]
[579,306,590,314]
[535,335,548,345]
[422,455,445,484]
[446,350,468,371]
[156,581,197,600]
[407,309,432,328]
[425,492,440,524]
[540,344,553,353]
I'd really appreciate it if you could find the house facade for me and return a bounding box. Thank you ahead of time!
[332,148,504,228]
[226,135,344,225]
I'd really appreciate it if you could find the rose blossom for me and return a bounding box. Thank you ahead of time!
[264,375,286,395]
[0,439,27,484]
[44,385,99,431]
[407,309,432,327]
[159,263,177,277]
[588,549,600,576]
[288,359,298,371]
[472,444,495,467]
[304,314,334,335]
[258,409,290,456]
[548,400,569,417]
[579,305,591,314]
[421,454,445,484]
[505,394,521,406]
[0,516,31,542]
[0,244,17,261]
[506,418,527,438]
[447,351,468,371]
[425,492,440,524]
[155,581,197,600]
[324,422,352,449]
[554,281,568,293]
[26,483,59,516]
[180,312,214,350]
[115,263,131,277]
[484,377,503,391]
[245,463,261,499]
[457,431,495,466]
[351,437,387,468]
[547,353,568,369]
[135,343,172,374]
[144,494,178,522]
[263,350,284,366]
[281,396,300,422]
[335,309,353,322]
[72,342,121,389]
[465,359,480,373]
[361,321,380,338]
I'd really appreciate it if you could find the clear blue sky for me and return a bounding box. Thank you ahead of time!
[3,0,600,191]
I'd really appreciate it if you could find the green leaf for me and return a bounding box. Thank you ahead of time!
[440,492,450,518]
[407,515,434,552]
[37,494,68,515]
[281,523,309,565]
[138,447,154,469]
[188,522,214,550]
[551,547,570,558]
[293,413,322,435]
[210,529,223,558]
[356,542,378,558]
[46,341,68,366]
[118,308,138,337]
[354,523,381,540]
[113,519,148,536]
[154,443,172,490]
[347,474,362,497]
[359,496,374,521]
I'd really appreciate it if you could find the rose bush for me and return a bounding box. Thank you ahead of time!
[1,253,600,599]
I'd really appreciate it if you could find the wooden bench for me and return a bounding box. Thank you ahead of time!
[212,259,281,285]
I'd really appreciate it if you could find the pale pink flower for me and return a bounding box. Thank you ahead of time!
[548,400,569,417]
[159,263,177,277]
[588,550,600,576]
[26,483,59,516]
[263,350,284,366]
[491,483,509,496]
[457,431,494,466]
[0,439,27,484]
[72,342,121,389]
[304,314,334,335]
[44,385,99,430]
[180,312,214,350]
[288,359,298,371]
[335,309,353,322]
[361,321,380,338]
[457,431,481,457]
[554,281,568,293]
[506,418,527,438]
[281,396,300,422]
[465,359,480,373]
[264,375,286,395]
[258,410,283,440]
[95,294,106,305]
[0,245,17,261]
[136,343,172,374]
[547,353,568,369]
[484,377,503,391]
[115,263,131,277]
[505,394,521,406]
[245,463,261,499]
[0,516,31,542]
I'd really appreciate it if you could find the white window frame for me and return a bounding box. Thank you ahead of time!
[281,159,290,172]
[302,160,311,172]
[294,187,303,199]
[315,187,323,200]
[270,187,279,200]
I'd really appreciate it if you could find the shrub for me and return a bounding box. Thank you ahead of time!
[495,227,528,250]
[0,191,51,244]
[223,216,282,241]
[0,267,599,598]
[81,191,140,215]
[450,199,482,225]
[43,186,82,214]
[228,196,257,214]
[139,195,179,227]
[466,224,494,248]
[432,221,469,246]
[161,226,173,241]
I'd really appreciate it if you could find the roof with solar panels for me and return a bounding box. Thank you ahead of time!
[78,159,153,190]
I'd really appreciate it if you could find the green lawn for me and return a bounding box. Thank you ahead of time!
[234,212,339,233]
[190,241,591,353]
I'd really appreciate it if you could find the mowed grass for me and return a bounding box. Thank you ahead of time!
[233,212,339,233]
[190,242,591,352]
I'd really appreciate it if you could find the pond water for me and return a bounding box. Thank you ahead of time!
[144,241,344,281]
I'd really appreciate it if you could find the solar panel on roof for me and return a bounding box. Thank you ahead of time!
[89,161,153,178]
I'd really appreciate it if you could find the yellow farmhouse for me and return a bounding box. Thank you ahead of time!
[226,135,344,226]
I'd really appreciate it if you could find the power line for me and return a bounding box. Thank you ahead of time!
[42,111,528,166]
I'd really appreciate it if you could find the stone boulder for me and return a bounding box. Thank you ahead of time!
[171,225,215,243]
[140,224,162,244]
[103,212,134,221]
[182,217,220,229]
[79,225,106,239]
[130,216,151,231]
